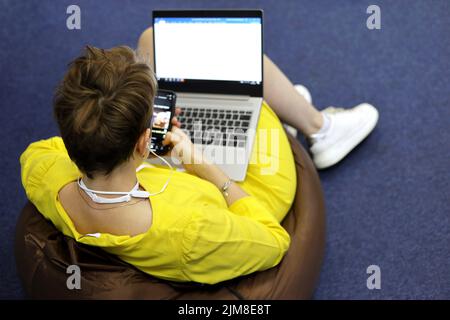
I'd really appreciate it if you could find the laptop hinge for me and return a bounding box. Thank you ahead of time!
[176,92,252,101]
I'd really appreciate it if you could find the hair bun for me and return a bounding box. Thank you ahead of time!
[54,45,157,178]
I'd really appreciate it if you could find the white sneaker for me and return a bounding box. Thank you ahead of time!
[283,84,313,137]
[309,104,379,169]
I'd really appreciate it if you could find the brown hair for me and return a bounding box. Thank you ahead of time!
[54,45,157,178]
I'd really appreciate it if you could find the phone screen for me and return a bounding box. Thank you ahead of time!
[150,90,176,155]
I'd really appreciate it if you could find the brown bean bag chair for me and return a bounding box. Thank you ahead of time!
[14,133,326,299]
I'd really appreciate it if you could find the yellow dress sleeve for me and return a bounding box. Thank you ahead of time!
[20,136,72,203]
[181,196,291,284]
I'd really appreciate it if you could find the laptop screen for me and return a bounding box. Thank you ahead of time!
[153,11,263,96]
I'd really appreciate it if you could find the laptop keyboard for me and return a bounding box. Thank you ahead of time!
[178,107,252,148]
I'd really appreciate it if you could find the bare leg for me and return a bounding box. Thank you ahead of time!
[137,27,155,67]
[263,56,323,135]
[138,27,323,135]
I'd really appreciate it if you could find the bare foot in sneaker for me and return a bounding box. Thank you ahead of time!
[307,104,379,169]
[263,55,379,169]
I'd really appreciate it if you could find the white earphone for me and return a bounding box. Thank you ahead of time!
[77,142,174,204]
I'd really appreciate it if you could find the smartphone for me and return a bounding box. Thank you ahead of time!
[149,89,176,155]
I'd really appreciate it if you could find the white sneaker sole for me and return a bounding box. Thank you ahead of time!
[313,103,379,169]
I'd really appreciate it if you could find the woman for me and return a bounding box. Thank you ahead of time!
[20,28,378,284]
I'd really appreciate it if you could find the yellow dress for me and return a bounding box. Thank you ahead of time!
[20,102,297,284]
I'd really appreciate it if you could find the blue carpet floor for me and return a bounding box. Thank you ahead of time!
[0,0,449,299]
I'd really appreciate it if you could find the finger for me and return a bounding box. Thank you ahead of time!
[175,107,182,116]
[171,126,181,134]
[168,128,183,144]
[171,116,181,127]
[172,126,186,138]
[162,132,172,146]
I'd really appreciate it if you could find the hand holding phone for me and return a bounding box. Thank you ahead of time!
[149,90,177,155]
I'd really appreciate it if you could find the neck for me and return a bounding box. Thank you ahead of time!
[83,161,138,192]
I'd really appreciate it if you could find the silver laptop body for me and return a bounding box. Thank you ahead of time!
[152,10,264,181]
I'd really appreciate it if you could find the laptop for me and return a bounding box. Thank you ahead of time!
[152,10,264,181]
